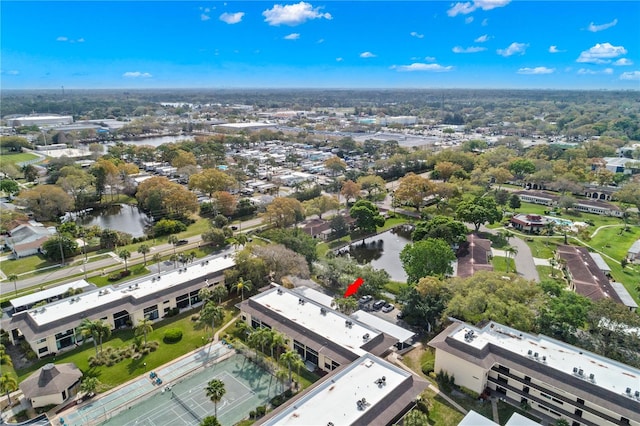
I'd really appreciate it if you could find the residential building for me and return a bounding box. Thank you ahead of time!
[5,223,56,258]
[7,254,234,358]
[456,234,493,278]
[556,245,624,306]
[259,353,427,426]
[572,199,623,217]
[510,214,548,233]
[429,320,640,426]
[627,239,640,262]
[514,191,559,207]
[10,279,93,313]
[20,363,82,408]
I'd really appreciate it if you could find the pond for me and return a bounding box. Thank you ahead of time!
[77,204,153,238]
[343,226,413,282]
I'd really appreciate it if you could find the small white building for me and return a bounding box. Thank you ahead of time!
[5,223,56,258]
[20,363,82,408]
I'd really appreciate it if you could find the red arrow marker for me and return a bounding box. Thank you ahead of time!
[344,277,364,298]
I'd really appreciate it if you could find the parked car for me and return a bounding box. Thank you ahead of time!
[358,295,373,304]
[175,239,189,246]
[382,303,395,313]
[396,311,404,319]
[372,299,386,310]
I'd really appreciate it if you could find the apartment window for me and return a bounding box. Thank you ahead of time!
[497,365,510,374]
[176,294,189,309]
[524,376,531,382]
[497,375,508,385]
[36,338,46,344]
[620,418,630,425]
[574,409,582,417]
[143,305,159,320]
[163,300,170,304]
[576,398,584,405]
[38,347,48,354]
[522,386,529,394]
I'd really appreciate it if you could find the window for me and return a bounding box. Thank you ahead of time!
[576,398,584,405]
[55,329,75,350]
[163,300,170,304]
[176,294,189,309]
[143,305,159,321]
[189,290,200,306]
[38,347,48,354]
[36,338,46,344]
[574,409,582,417]
[524,376,531,382]
[523,386,529,394]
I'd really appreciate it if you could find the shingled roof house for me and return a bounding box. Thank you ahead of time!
[19,363,82,408]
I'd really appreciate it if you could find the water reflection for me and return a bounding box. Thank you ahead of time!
[77,204,153,238]
[346,226,413,282]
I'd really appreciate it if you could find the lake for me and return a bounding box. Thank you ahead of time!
[77,204,153,238]
[345,226,413,282]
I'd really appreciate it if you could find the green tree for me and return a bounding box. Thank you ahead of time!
[200,416,221,426]
[508,194,521,210]
[398,276,449,332]
[231,278,253,301]
[135,318,154,345]
[0,344,12,368]
[349,199,385,234]
[509,158,536,180]
[537,284,591,340]
[400,238,456,283]
[403,409,430,426]
[302,194,339,219]
[0,179,20,197]
[211,285,229,304]
[167,235,179,255]
[137,244,150,265]
[118,249,131,272]
[8,274,18,296]
[23,164,39,182]
[199,301,224,340]
[16,185,73,221]
[80,377,100,397]
[189,169,235,197]
[393,173,435,213]
[455,197,502,231]
[205,379,226,418]
[331,297,359,315]
[79,318,102,355]
[42,235,78,262]
[0,373,18,405]
[505,245,518,273]
[279,349,304,386]
[264,197,304,228]
[412,216,468,246]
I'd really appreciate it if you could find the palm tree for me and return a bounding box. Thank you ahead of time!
[170,254,179,269]
[152,253,162,275]
[211,285,229,304]
[279,349,304,386]
[79,377,100,397]
[95,320,111,353]
[234,233,248,249]
[505,245,518,273]
[275,368,289,394]
[199,286,213,302]
[270,331,287,361]
[8,274,18,296]
[79,318,101,355]
[199,301,224,340]
[0,373,18,405]
[205,378,226,417]
[137,244,150,265]
[118,249,131,272]
[231,278,253,301]
[135,318,154,345]
[167,235,179,255]
[0,344,12,368]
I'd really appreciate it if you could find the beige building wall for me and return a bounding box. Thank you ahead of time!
[434,349,487,394]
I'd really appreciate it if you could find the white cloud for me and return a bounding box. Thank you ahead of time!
[548,45,565,53]
[394,63,453,72]
[587,18,618,32]
[220,12,244,24]
[123,71,152,78]
[424,56,437,62]
[410,31,424,39]
[1,70,20,75]
[577,68,613,75]
[577,42,627,64]
[614,58,633,66]
[77,38,85,43]
[56,36,68,42]
[517,67,555,75]
[263,2,332,26]
[497,42,528,57]
[336,57,343,62]
[201,13,210,21]
[620,71,640,80]
[481,18,488,26]
[465,16,474,24]
[447,0,511,17]
[360,51,376,58]
[317,38,324,44]
[452,46,486,53]
[474,34,490,43]
[284,33,300,40]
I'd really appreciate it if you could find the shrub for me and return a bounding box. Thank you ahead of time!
[154,219,187,236]
[249,410,256,419]
[421,357,435,375]
[255,405,267,417]
[164,328,183,343]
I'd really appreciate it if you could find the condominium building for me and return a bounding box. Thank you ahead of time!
[8,255,235,358]
[429,320,640,426]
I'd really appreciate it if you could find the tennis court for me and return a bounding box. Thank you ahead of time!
[100,353,279,426]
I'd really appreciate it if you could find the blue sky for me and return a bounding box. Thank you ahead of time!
[2,1,639,89]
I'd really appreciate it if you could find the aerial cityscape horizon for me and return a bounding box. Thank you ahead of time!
[1,1,639,90]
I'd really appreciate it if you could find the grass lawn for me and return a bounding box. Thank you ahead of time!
[17,307,238,389]
[589,225,640,261]
[384,281,408,295]
[0,255,57,277]
[421,388,466,425]
[87,265,150,287]
[491,256,513,274]
[0,152,40,166]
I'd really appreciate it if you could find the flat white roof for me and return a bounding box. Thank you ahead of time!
[292,286,334,308]
[10,280,91,309]
[215,122,275,129]
[251,288,380,357]
[449,321,640,401]
[351,310,415,343]
[27,256,235,326]
[263,353,411,426]
[458,410,497,425]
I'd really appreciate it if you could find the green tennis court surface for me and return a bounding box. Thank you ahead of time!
[100,353,278,426]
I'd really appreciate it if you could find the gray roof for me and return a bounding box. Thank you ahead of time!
[628,239,640,255]
[20,363,82,398]
[589,252,611,272]
[610,282,639,309]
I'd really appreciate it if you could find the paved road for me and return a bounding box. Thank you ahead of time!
[480,225,540,282]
